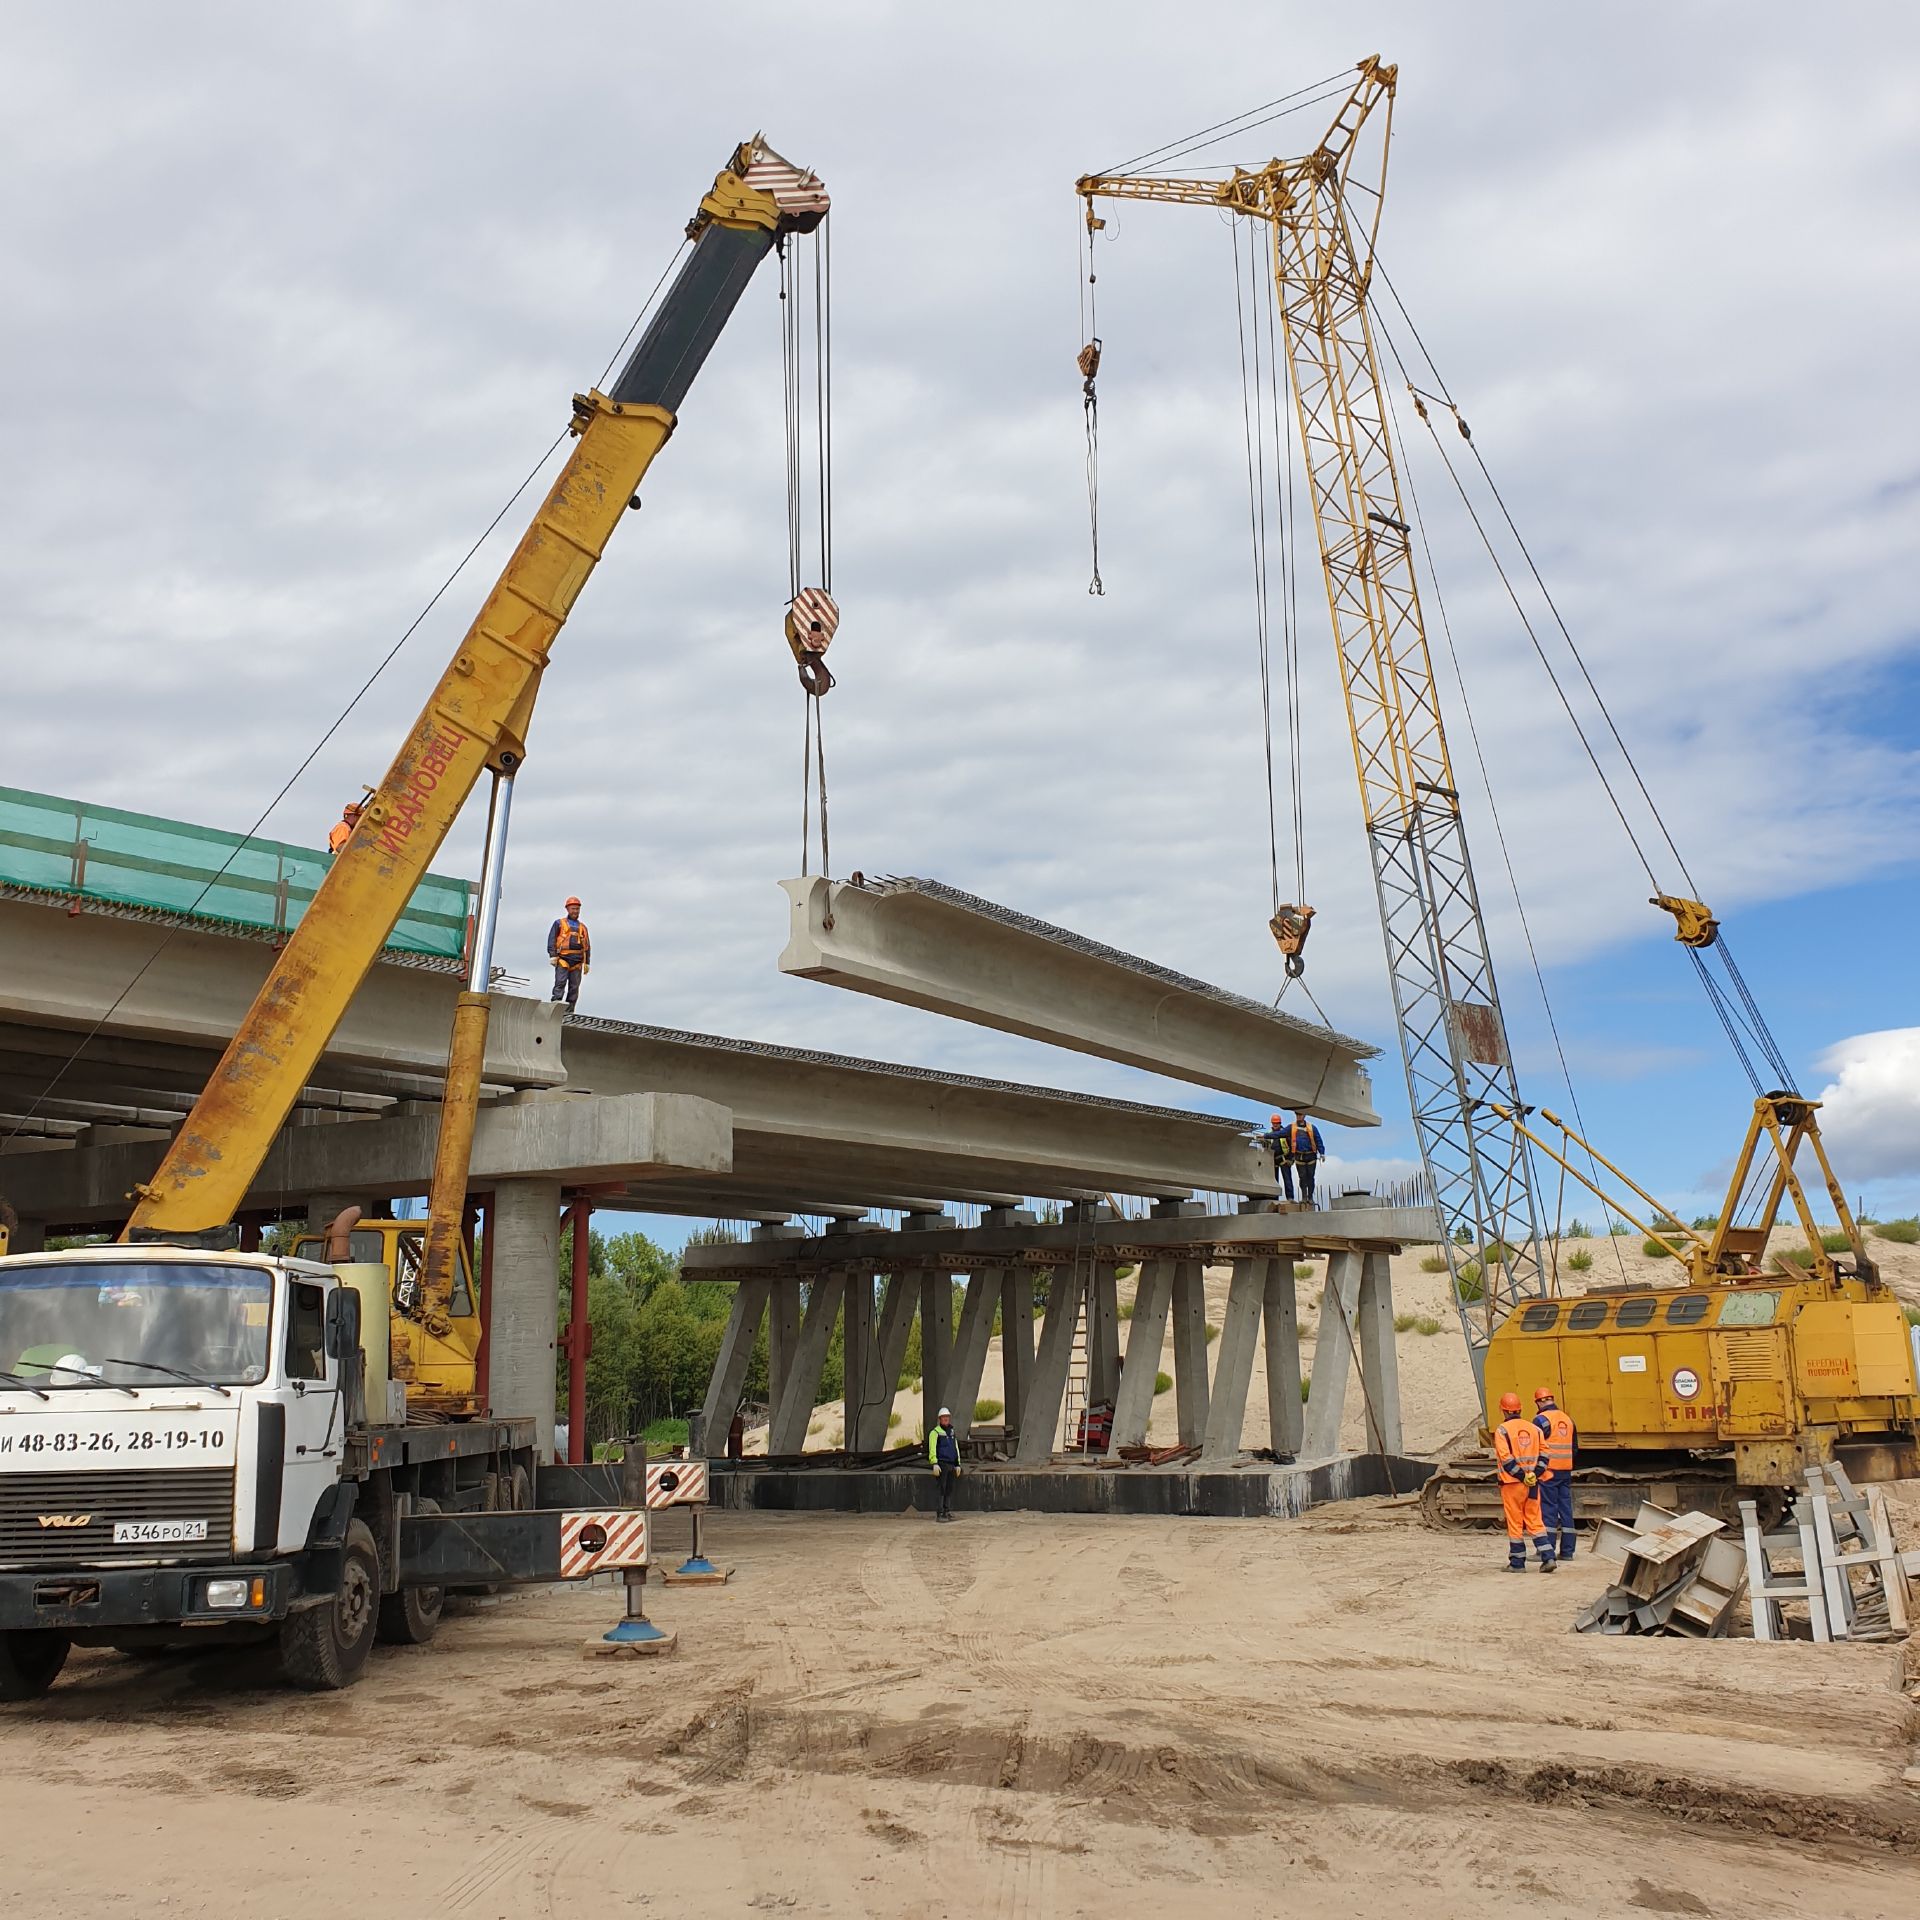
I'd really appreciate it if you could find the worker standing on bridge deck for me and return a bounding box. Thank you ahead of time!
[1533,1387,1577,1562]
[327,800,362,857]
[1493,1392,1555,1573]
[928,1407,959,1521]
[1283,1112,1325,1206]
[547,896,590,1010]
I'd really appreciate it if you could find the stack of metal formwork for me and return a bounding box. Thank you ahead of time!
[1743,1464,1912,1644]
[1575,1504,1743,1637]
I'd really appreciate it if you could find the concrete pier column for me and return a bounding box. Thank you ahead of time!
[487,1177,562,1459]
[767,1284,800,1428]
[1200,1257,1268,1463]
[701,1278,771,1452]
[1111,1256,1173,1450]
[948,1267,1001,1442]
[1000,1268,1033,1444]
[861,1273,916,1449]
[920,1272,953,1438]
[1263,1258,1304,1456]
[1015,1259,1086,1465]
[769,1270,846,1454]
[1300,1248,1363,1460]
[1169,1259,1210,1447]
[1354,1249,1403,1455]
[1088,1262,1121,1406]
[843,1271,876,1455]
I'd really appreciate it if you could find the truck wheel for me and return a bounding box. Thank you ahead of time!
[0,1629,70,1702]
[377,1499,444,1646]
[280,1519,381,1690]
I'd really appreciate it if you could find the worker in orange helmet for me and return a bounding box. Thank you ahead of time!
[1533,1387,1577,1562]
[1492,1391,1555,1573]
[1255,1112,1301,1202]
[326,800,363,858]
[547,896,591,1011]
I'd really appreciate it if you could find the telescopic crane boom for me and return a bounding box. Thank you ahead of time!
[1079,60,1547,1367]
[119,140,831,1340]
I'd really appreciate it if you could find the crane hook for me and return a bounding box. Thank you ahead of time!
[786,587,839,696]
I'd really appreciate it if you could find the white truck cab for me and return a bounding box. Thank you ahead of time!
[0,1242,642,1699]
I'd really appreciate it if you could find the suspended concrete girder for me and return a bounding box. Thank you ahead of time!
[778,875,1379,1126]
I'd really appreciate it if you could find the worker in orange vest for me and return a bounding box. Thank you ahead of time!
[327,801,362,857]
[1492,1391,1555,1572]
[1533,1387,1577,1562]
[547,896,590,1010]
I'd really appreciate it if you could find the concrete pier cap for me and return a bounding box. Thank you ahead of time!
[779,875,1378,1126]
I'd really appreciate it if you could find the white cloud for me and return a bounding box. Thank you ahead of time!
[1810,1030,1920,1181]
[1,1,1917,1186]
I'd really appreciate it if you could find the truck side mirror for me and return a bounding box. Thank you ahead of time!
[324,1285,362,1361]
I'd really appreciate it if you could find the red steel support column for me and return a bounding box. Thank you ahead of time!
[566,1195,591,1463]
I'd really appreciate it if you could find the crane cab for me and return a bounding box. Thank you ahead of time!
[289,1218,482,1418]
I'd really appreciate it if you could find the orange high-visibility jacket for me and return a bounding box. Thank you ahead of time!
[1493,1416,1543,1480]
[1535,1405,1575,1474]
[328,819,353,855]
[549,918,590,968]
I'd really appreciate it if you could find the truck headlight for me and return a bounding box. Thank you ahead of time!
[202,1578,250,1610]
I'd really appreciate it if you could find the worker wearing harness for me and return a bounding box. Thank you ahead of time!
[1533,1388,1577,1562]
[1283,1113,1325,1205]
[1493,1392,1555,1573]
[547,897,590,1010]
[927,1407,960,1522]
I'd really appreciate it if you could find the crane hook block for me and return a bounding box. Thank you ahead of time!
[1651,893,1719,949]
[1269,903,1315,968]
[786,586,839,696]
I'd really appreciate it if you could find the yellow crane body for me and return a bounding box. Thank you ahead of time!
[126,391,674,1234]
[106,136,829,1421]
[1485,1276,1919,1487]
[290,1216,484,1416]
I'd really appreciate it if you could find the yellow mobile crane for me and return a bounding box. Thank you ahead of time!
[120,138,833,1409]
[1077,61,1918,1518]
[0,140,832,1699]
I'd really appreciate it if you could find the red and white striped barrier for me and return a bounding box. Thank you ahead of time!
[645,1460,709,1508]
[559,1509,650,1579]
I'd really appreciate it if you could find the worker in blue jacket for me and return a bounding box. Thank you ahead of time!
[927,1407,960,1522]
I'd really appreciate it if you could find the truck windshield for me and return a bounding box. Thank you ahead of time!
[0,1262,271,1389]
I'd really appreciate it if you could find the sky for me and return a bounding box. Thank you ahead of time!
[3,1,1917,1248]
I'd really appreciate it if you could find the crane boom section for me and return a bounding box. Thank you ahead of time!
[1079,62,1548,1361]
[125,140,825,1234]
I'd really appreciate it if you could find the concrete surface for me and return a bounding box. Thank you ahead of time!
[0,1090,732,1225]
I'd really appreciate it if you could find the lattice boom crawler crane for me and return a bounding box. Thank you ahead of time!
[1077,59,1919,1521]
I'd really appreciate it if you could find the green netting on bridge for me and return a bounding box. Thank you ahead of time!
[0,784,474,960]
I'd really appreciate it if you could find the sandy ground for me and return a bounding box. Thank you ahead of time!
[4,1502,1917,1919]
[754,1234,1920,1459]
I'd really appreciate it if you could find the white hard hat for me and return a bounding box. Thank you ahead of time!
[938,1406,951,1417]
